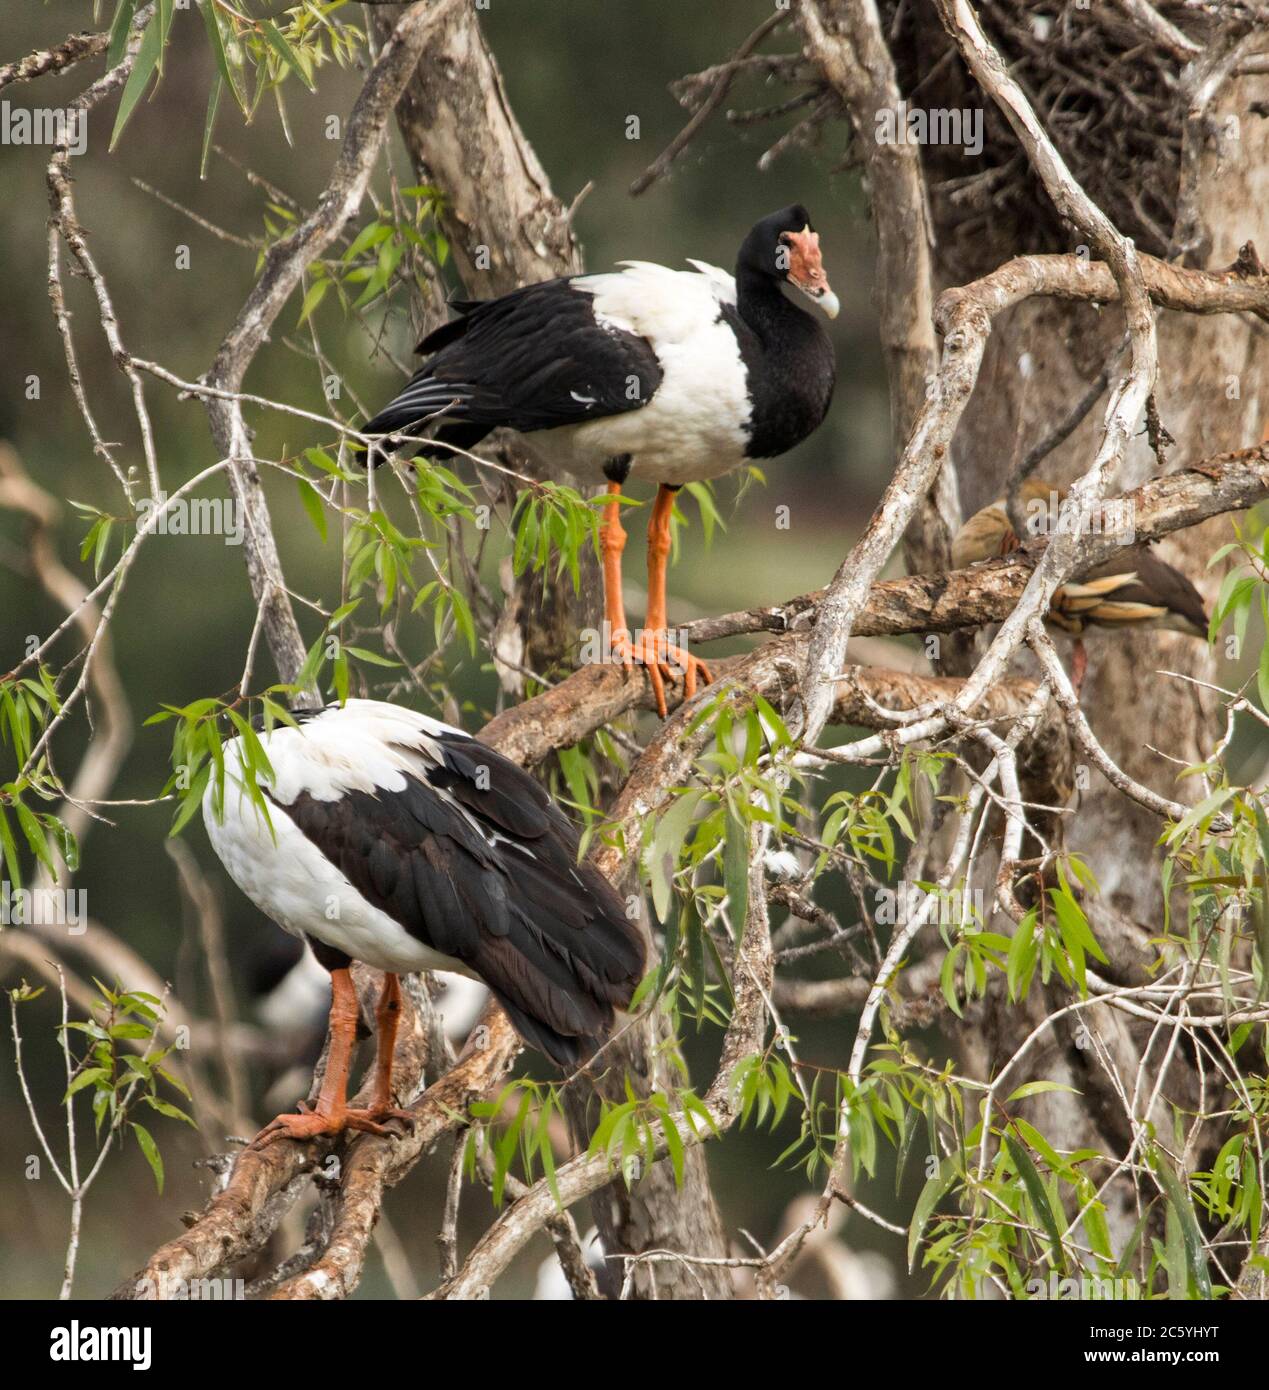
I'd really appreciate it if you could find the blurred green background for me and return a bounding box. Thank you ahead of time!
[0,1,906,1298]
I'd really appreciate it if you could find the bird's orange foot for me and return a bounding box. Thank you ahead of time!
[611,627,712,719]
[247,1101,416,1150]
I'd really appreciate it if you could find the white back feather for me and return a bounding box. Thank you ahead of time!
[575,260,736,345]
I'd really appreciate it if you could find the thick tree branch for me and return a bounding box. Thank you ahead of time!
[0,25,120,93]
[683,445,1269,648]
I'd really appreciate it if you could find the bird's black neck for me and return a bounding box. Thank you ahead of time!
[731,264,835,460]
[734,264,817,346]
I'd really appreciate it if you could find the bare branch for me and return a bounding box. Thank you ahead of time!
[629,11,789,196]
[1112,0,1203,58]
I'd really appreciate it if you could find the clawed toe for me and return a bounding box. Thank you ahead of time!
[611,630,712,718]
[247,1103,415,1149]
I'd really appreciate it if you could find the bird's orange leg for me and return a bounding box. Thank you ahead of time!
[250,969,414,1147]
[600,481,631,643]
[607,483,711,718]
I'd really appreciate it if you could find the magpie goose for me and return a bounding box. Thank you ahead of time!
[203,699,643,1144]
[360,205,838,716]
[952,478,1208,689]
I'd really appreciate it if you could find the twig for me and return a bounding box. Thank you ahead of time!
[628,11,787,196]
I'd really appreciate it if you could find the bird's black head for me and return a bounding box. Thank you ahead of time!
[737,205,839,320]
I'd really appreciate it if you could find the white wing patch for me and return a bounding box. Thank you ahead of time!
[542,260,750,486]
[201,698,491,976]
[575,260,736,345]
[247,698,464,804]
[685,259,737,305]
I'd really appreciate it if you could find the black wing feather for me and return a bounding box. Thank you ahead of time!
[277,731,644,1066]
[362,278,663,446]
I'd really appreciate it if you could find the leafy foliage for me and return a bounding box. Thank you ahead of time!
[11,977,192,1194]
[0,667,77,887]
[109,1,366,157]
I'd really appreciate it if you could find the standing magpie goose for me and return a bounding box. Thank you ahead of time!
[203,699,643,1145]
[360,206,839,716]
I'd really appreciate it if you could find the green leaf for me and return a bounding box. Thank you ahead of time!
[157,0,174,53]
[0,808,23,892]
[909,1157,958,1271]
[13,797,54,873]
[131,1122,164,1193]
[93,518,115,579]
[168,761,211,838]
[260,19,317,92]
[344,646,400,668]
[198,0,244,110]
[1006,908,1038,1002]
[722,806,749,938]
[647,787,703,922]
[1253,802,1269,1002]
[199,74,222,180]
[1004,1130,1066,1270]
[1080,1183,1115,1266]
[63,1066,111,1103]
[297,276,329,327]
[297,477,327,541]
[1153,1154,1213,1298]
[940,943,963,1018]
[41,815,80,872]
[304,446,346,478]
[344,220,393,262]
[1259,639,1269,718]
[1006,1080,1079,1104]
[108,0,139,69]
[110,16,164,150]
[661,1108,685,1189]
[144,1095,195,1126]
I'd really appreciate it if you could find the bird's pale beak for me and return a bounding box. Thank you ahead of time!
[784,227,839,320]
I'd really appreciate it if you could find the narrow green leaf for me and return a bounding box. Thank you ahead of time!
[110,16,164,150]
[1154,1155,1213,1299]
[200,74,222,180]
[0,807,22,891]
[1006,1080,1079,1104]
[63,1066,111,1103]
[13,797,54,873]
[297,477,327,541]
[723,805,749,938]
[909,1157,958,1271]
[201,0,246,111]
[131,1122,164,1194]
[108,0,139,69]
[297,276,329,327]
[1004,1130,1066,1271]
[260,19,317,92]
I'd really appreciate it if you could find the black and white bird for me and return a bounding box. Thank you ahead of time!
[203,699,643,1145]
[360,205,839,716]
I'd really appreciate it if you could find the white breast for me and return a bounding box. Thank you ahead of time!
[530,262,752,486]
[201,701,478,978]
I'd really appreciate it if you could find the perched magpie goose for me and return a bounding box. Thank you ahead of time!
[360,205,838,716]
[203,699,643,1145]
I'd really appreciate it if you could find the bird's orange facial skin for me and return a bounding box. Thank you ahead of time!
[781,227,839,318]
[783,228,828,295]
